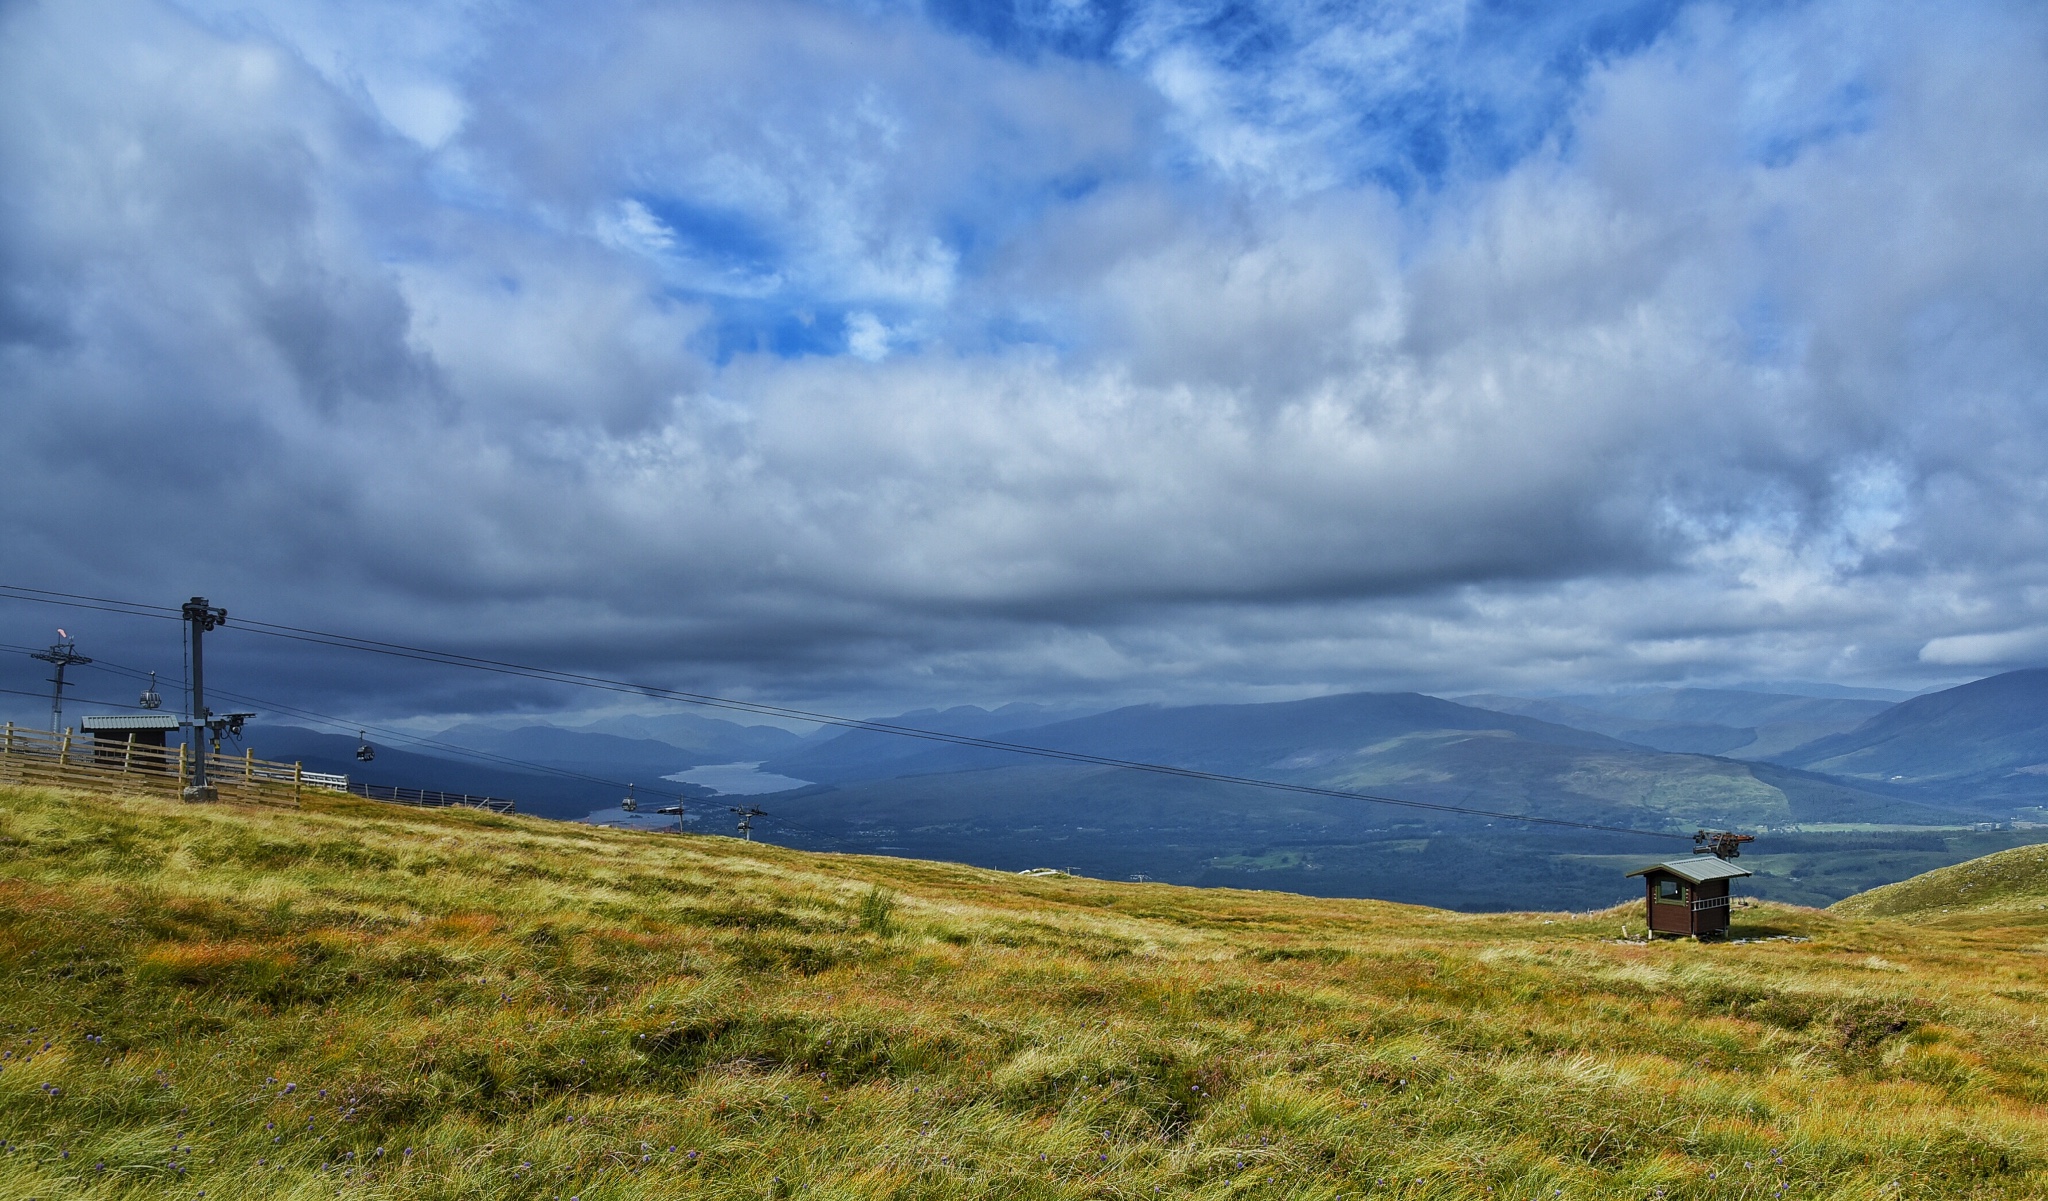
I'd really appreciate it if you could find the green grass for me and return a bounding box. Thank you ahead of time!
[1830,841,2048,921]
[2,782,2047,1199]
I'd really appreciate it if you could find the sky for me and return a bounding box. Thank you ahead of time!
[2,0,2047,725]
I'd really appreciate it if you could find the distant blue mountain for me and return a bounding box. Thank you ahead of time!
[1456,689,1892,759]
[763,702,1108,782]
[433,723,707,776]
[241,725,706,820]
[572,712,804,759]
[239,680,2019,914]
[767,689,1959,832]
[1772,669,2048,803]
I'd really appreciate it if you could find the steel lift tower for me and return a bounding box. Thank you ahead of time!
[30,636,91,733]
[182,597,227,802]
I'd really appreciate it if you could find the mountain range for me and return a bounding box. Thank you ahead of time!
[1771,669,2048,805]
[1453,689,1894,757]
[226,670,2048,910]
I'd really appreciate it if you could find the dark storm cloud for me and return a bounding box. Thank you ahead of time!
[3,0,2047,724]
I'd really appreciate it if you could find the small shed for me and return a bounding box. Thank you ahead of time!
[79,713,181,767]
[1626,855,1752,938]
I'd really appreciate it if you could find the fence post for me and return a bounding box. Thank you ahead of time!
[244,747,253,783]
[59,727,72,768]
[122,732,135,775]
[177,741,187,787]
[294,761,302,807]
[3,721,12,758]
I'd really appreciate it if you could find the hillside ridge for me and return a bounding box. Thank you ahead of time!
[2,779,2047,1198]
[1831,841,2048,920]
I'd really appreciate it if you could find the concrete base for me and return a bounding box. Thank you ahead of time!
[180,785,219,803]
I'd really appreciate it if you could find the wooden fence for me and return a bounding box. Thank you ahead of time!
[0,722,519,815]
[0,722,309,806]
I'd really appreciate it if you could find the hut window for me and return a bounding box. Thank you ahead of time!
[1656,879,1685,901]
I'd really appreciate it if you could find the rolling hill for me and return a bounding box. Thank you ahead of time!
[746,691,1973,908]
[1772,668,2048,804]
[238,690,2003,910]
[432,722,710,779]
[1,778,2044,1199]
[240,724,709,820]
[1457,688,1895,758]
[568,710,809,759]
[1830,841,2048,921]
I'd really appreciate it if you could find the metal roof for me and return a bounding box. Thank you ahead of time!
[78,713,181,732]
[1627,856,1754,883]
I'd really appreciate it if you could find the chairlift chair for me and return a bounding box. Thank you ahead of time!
[1693,829,1755,859]
[622,783,638,812]
[138,672,162,711]
[355,731,376,762]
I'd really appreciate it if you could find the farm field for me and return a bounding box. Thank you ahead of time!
[2,781,2046,1199]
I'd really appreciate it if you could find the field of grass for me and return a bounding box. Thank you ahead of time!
[1830,841,2048,922]
[3,781,2047,1199]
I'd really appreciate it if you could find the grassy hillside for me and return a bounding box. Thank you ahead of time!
[4,783,2048,1199]
[1774,669,2048,804]
[1831,842,2048,921]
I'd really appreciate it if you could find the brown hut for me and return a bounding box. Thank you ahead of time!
[79,713,181,769]
[1626,855,1752,938]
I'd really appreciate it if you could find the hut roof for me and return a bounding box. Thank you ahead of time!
[78,713,181,732]
[1627,856,1753,883]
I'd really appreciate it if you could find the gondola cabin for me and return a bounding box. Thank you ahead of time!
[1627,855,1752,938]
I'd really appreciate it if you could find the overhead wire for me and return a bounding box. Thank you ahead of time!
[53,650,666,802]
[0,585,179,623]
[0,684,153,711]
[2,583,1695,842]
[5,636,672,803]
[225,622,1695,841]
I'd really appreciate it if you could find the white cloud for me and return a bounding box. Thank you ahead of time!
[593,199,678,256]
[3,0,2047,716]
[368,78,467,149]
[844,311,891,361]
[1921,629,2048,667]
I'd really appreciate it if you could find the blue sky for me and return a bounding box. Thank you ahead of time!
[2,0,2046,721]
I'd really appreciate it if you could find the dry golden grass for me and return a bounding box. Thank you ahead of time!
[1,780,2044,1199]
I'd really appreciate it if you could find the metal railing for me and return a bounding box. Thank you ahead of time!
[345,782,515,813]
[1690,895,1731,912]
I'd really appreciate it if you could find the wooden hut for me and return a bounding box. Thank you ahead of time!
[79,713,181,768]
[1626,855,1752,938]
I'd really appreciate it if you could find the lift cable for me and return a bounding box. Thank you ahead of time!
[224,622,1695,841]
[1,584,1695,841]
[0,585,180,622]
[40,649,668,802]
[0,684,154,711]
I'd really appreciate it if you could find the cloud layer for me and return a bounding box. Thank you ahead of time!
[3,0,2047,718]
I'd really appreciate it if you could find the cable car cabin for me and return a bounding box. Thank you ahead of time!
[1626,855,1753,938]
[79,713,182,769]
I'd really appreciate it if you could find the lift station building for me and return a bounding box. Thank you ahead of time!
[1627,855,1753,938]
